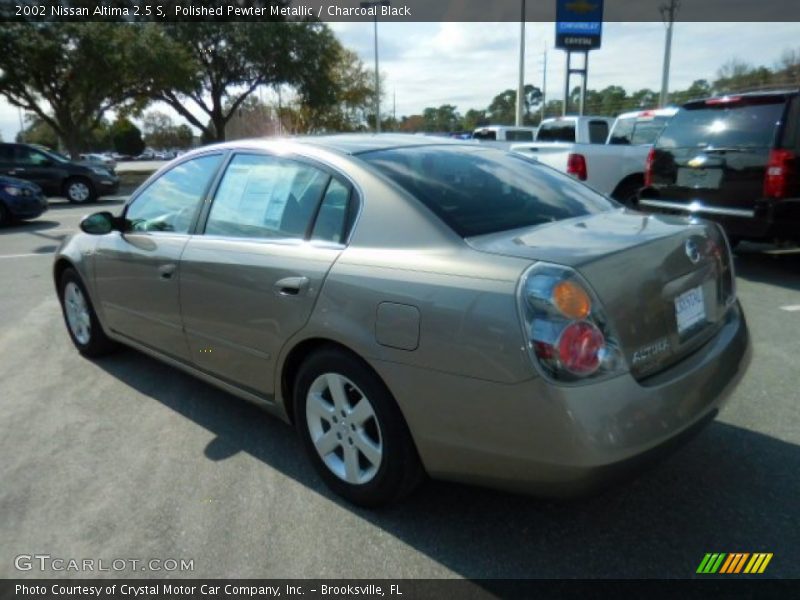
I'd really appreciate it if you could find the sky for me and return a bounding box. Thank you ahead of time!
[1,22,799,142]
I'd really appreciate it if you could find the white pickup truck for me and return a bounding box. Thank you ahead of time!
[511,109,678,204]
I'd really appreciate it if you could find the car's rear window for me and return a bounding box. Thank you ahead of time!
[360,145,615,238]
[657,99,785,149]
[536,121,576,143]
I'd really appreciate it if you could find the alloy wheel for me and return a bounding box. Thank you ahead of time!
[64,282,91,345]
[305,372,383,485]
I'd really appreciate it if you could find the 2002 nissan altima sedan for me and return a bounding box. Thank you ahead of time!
[54,135,751,507]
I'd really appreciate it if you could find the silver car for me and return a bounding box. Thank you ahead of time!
[54,135,751,507]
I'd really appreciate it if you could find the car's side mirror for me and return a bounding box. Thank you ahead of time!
[80,211,122,235]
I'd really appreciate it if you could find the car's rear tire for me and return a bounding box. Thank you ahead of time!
[294,347,424,507]
[64,177,96,204]
[58,268,118,357]
[611,177,644,208]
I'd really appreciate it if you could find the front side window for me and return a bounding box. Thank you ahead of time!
[125,154,222,233]
[608,118,635,145]
[362,145,615,238]
[15,147,51,166]
[630,116,672,145]
[205,154,330,240]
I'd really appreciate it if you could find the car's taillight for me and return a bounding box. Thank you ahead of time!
[517,263,625,382]
[644,147,656,187]
[763,148,795,199]
[566,153,587,181]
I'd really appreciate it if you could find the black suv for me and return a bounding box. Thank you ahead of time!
[638,90,800,244]
[0,143,119,204]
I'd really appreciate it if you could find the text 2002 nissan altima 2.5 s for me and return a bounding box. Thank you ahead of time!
[53,135,751,507]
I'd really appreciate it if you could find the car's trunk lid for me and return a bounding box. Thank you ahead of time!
[468,210,735,379]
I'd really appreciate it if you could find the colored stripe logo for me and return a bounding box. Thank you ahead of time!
[696,553,773,574]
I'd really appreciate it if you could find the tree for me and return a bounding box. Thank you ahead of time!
[713,59,773,94]
[283,46,380,133]
[463,109,488,131]
[16,115,59,148]
[110,117,145,156]
[142,111,194,149]
[487,85,541,125]
[141,20,340,142]
[669,79,712,105]
[0,23,176,158]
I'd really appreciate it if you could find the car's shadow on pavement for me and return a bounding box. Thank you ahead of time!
[44,197,127,210]
[0,220,62,235]
[95,351,799,579]
[734,242,800,292]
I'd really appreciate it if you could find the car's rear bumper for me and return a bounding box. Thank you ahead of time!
[375,301,751,497]
[637,197,800,241]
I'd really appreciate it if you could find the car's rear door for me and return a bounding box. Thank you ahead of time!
[93,153,225,360]
[648,95,788,212]
[178,152,355,397]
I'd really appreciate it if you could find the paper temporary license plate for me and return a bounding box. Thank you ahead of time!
[675,285,706,334]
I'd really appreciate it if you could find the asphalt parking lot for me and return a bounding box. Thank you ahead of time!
[1,198,798,580]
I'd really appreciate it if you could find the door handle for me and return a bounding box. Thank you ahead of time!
[9,168,25,175]
[274,276,309,296]
[158,263,176,280]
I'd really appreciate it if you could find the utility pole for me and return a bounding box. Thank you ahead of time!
[515,0,526,126]
[361,1,390,133]
[540,45,547,123]
[17,107,25,142]
[659,0,680,107]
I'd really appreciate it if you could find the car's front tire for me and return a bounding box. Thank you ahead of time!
[58,268,117,357]
[63,177,96,204]
[294,347,424,507]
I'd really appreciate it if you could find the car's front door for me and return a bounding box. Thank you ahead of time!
[93,153,224,361]
[179,152,355,397]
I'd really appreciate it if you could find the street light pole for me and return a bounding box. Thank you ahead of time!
[659,0,679,107]
[361,0,389,133]
[515,0,526,127]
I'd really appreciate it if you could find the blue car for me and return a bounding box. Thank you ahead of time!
[0,175,48,226]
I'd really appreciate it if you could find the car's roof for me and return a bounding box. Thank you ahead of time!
[299,133,470,155]
[684,89,800,107]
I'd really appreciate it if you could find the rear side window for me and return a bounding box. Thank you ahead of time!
[657,100,785,149]
[311,179,352,244]
[506,130,534,141]
[536,122,576,143]
[205,153,330,240]
[588,120,610,144]
[361,145,615,238]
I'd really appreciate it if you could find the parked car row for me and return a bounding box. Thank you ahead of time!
[0,143,119,219]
